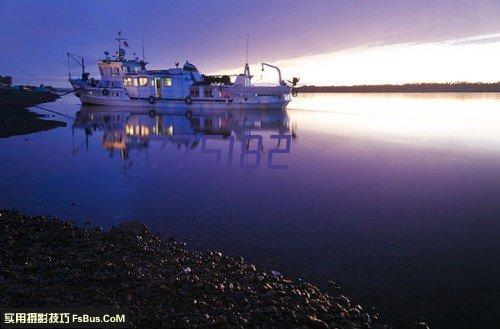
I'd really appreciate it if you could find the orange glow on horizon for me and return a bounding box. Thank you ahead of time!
[214,33,500,86]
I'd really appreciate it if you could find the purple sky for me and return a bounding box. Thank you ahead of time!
[1,0,500,86]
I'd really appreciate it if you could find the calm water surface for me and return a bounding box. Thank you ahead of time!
[2,93,500,328]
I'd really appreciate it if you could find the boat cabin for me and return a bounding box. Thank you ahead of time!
[98,59,147,84]
[122,70,188,99]
[120,62,206,100]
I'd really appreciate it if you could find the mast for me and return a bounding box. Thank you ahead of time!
[244,33,250,76]
[67,52,86,79]
[115,30,126,61]
[245,33,250,65]
[142,34,146,62]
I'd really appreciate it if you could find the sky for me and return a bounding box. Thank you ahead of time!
[1,0,500,86]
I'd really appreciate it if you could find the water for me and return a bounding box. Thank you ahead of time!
[2,93,500,328]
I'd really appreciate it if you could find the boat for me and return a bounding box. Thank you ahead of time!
[68,32,297,111]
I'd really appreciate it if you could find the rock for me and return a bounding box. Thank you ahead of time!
[0,210,375,329]
[349,308,361,318]
[265,290,276,298]
[117,220,149,236]
[264,306,277,314]
[306,315,330,329]
[337,295,350,308]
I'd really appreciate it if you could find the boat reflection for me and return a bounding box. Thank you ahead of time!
[72,105,296,171]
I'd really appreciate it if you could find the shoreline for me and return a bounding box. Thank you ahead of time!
[295,90,500,94]
[0,210,385,328]
[294,83,500,94]
[0,89,66,139]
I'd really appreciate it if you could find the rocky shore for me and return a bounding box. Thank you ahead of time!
[0,89,65,138]
[0,210,385,328]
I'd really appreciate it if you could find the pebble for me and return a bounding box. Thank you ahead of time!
[0,210,377,328]
[337,295,351,308]
[306,315,330,329]
[349,308,361,318]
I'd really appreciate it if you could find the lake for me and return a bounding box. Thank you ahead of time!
[1,92,500,328]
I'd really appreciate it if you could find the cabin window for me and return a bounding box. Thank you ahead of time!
[203,89,213,97]
[190,88,200,97]
[133,78,139,86]
[123,77,133,86]
[161,77,172,86]
[138,77,148,86]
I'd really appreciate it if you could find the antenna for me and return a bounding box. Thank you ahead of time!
[67,52,71,79]
[243,33,251,76]
[245,33,250,65]
[142,34,146,61]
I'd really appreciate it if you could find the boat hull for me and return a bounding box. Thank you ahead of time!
[78,94,290,111]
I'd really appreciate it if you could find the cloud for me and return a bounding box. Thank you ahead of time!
[445,32,500,45]
[213,33,500,86]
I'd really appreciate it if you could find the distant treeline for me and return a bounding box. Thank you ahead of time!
[294,82,500,93]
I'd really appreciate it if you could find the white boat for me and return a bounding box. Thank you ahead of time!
[68,32,296,111]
